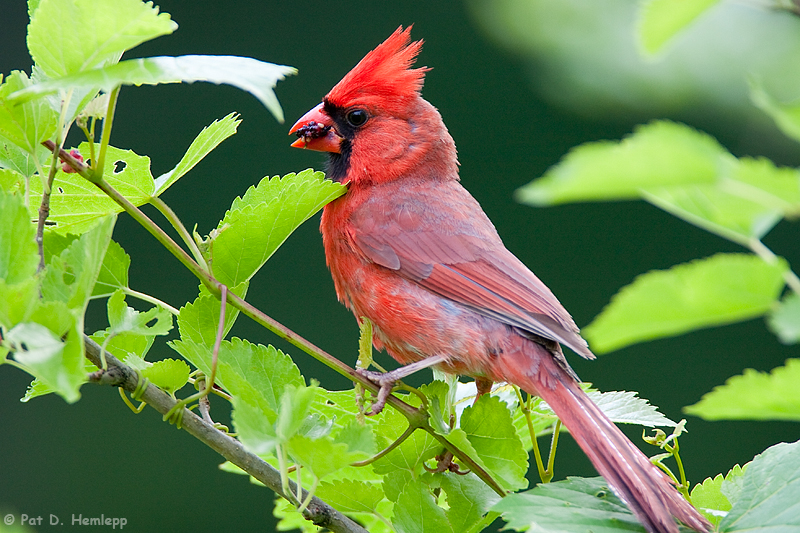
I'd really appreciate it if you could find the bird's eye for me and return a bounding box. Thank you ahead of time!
[345,109,368,127]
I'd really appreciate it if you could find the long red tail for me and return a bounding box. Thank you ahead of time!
[493,339,711,533]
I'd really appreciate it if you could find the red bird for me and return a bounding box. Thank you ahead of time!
[290,27,710,533]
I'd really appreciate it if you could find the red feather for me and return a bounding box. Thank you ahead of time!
[326,26,429,117]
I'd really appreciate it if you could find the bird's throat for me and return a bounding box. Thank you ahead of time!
[325,141,351,183]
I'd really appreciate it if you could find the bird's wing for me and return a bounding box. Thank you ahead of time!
[350,202,594,359]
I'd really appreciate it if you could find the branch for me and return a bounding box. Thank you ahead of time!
[83,336,368,533]
[46,141,506,497]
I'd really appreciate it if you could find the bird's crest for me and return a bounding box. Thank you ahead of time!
[325,26,429,115]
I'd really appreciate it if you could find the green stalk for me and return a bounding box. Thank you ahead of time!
[93,86,120,183]
[545,419,561,482]
[750,238,800,297]
[514,387,548,483]
[149,195,209,271]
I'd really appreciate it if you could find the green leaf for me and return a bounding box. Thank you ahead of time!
[373,416,440,477]
[642,158,800,245]
[335,421,377,457]
[22,356,99,402]
[174,284,247,347]
[690,465,747,528]
[90,329,155,361]
[276,384,318,442]
[720,441,800,532]
[637,0,721,56]
[231,398,279,456]
[768,292,800,344]
[206,170,346,286]
[29,144,153,235]
[153,113,241,197]
[29,300,74,338]
[12,56,295,123]
[422,380,455,435]
[515,121,727,206]
[494,476,646,533]
[0,71,58,155]
[751,83,800,145]
[0,278,40,330]
[316,480,386,515]
[0,135,48,177]
[171,337,302,414]
[441,474,502,533]
[721,464,747,507]
[0,168,23,192]
[461,394,528,491]
[40,215,116,311]
[173,336,307,458]
[0,190,38,285]
[140,358,190,395]
[6,320,86,403]
[27,0,177,78]
[393,479,453,533]
[585,389,676,427]
[684,359,800,421]
[106,289,172,338]
[286,434,366,481]
[536,386,677,428]
[584,253,788,353]
[690,475,729,528]
[93,239,130,297]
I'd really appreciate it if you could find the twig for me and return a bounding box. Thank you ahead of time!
[149,195,209,271]
[46,140,506,497]
[36,147,61,273]
[83,335,368,533]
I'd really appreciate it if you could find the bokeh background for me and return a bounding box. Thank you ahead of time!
[1,1,798,531]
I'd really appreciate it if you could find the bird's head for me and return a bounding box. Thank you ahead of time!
[289,26,458,185]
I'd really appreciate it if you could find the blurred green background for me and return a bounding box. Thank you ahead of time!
[1,1,798,531]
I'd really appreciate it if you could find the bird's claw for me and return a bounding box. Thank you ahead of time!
[355,368,397,415]
[423,451,470,475]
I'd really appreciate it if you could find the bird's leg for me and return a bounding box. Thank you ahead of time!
[357,354,449,415]
[474,377,493,403]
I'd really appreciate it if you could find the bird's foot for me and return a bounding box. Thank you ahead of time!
[423,451,470,475]
[355,368,400,415]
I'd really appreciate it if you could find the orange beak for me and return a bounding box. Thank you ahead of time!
[289,103,343,153]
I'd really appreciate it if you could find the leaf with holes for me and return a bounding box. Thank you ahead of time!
[40,216,115,313]
[29,144,154,235]
[105,289,172,338]
[6,320,86,403]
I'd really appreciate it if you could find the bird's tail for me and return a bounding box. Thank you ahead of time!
[492,340,711,533]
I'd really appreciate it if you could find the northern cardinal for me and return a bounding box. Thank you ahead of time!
[289,27,710,533]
